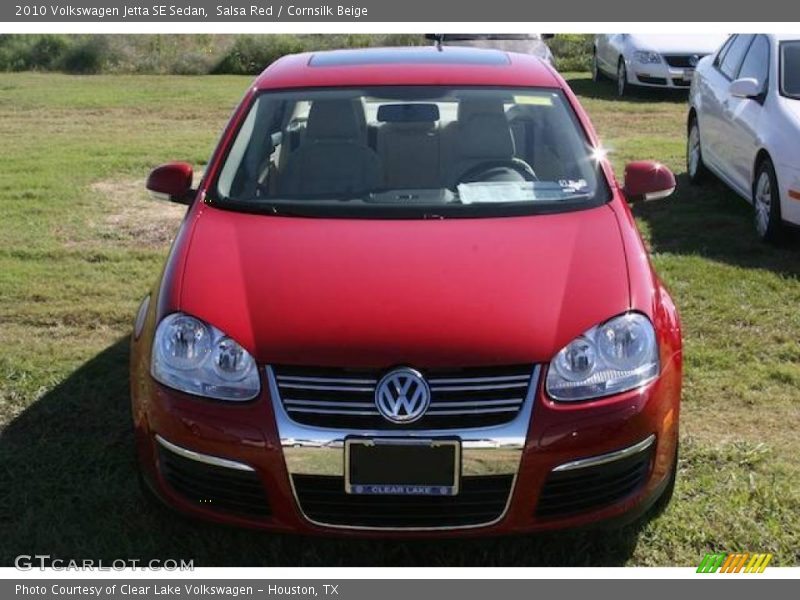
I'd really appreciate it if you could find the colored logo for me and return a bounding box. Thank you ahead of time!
[697,552,773,573]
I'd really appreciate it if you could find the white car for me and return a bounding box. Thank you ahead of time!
[593,34,729,96]
[427,34,556,67]
[688,34,800,241]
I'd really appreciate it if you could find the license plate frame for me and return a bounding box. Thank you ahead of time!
[344,438,461,496]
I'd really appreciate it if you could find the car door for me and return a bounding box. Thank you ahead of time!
[701,34,754,180]
[724,35,770,194]
[595,35,612,74]
[694,36,735,171]
[598,34,624,75]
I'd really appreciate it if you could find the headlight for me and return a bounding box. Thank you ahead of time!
[633,51,662,64]
[151,313,260,401]
[546,313,659,401]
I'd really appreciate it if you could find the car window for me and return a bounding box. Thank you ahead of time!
[781,41,800,99]
[719,34,755,79]
[714,35,736,68]
[737,35,770,89]
[213,86,608,218]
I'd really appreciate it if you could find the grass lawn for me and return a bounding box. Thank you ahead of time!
[0,72,798,567]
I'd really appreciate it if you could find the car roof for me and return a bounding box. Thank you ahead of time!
[768,33,800,43]
[254,46,560,90]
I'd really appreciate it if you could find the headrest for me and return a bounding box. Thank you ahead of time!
[306,99,365,141]
[457,98,506,122]
[459,112,515,158]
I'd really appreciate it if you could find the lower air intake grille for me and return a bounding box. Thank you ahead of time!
[663,54,706,68]
[635,75,668,85]
[158,445,270,519]
[535,443,653,519]
[293,474,513,528]
[272,365,534,430]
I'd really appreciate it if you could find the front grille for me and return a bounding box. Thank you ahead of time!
[293,474,513,528]
[663,54,705,68]
[158,445,270,519]
[635,75,668,85]
[272,365,534,430]
[535,443,653,519]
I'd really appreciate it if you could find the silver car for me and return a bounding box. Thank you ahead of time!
[427,34,556,67]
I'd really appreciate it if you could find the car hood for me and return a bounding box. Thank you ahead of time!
[629,34,728,55]
[178,205,630,368]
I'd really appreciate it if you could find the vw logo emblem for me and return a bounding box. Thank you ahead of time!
[375,367,431,424]
[689,55,700,67]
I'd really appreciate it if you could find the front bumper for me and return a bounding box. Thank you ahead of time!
[132,357,680,536]
[629,61,695,89]
[775,161,800,227]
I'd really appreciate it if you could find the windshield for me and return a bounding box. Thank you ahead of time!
[781,41,800,99]
[214,86,608,217]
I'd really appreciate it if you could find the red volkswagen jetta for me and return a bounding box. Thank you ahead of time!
[131,46,682,535]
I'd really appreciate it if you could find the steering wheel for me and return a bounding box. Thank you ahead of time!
[455,159,537,186]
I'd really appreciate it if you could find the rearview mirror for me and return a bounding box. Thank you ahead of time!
[377,103,440,123]
[146,162,194,205]
[623,161,676,202]
[729,77,762,99]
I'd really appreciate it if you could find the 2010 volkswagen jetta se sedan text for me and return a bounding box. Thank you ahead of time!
[130,46,683,535]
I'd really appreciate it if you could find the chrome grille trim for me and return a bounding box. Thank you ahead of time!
[267,365,540,477]
[276,375,378,385]
[155,434,255,472]
[428,382,529,391]
[425,406,521,415]
[284,407,381,416]
[425,398,524,407]
[268,365,540,531]
[426,374,530,384]
[271,364,535,427]
[277,382,375,392]
[551,434,656,472]
[537,435,656,519]
[283,399,377,408]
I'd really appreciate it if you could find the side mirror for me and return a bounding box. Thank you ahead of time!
[146,162,194,205]
[623,161,676,202]
[729,77,762,99]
